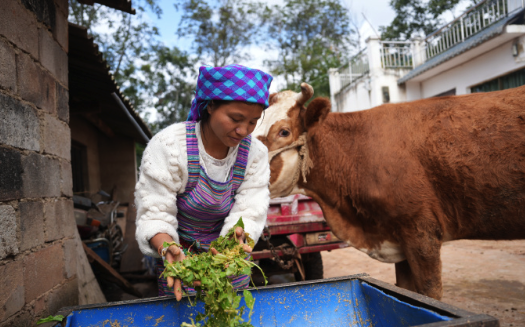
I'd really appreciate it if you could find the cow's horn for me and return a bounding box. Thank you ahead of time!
[296,83,314,106]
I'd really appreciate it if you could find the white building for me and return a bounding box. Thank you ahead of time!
[329,0,525,112]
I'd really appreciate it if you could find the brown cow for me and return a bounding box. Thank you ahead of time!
[254,83,525,300]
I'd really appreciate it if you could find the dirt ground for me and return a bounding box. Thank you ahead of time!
[322,239,525,327]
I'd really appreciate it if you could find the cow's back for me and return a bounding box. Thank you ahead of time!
[390,87,525,240]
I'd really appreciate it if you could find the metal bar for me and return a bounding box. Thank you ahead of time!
[111,93,150,144]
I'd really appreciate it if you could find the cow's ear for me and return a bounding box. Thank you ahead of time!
[304,97,330,130]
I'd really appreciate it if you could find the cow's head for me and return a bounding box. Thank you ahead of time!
[253,83,330,198]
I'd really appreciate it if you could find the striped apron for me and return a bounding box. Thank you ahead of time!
[156,121,251,296]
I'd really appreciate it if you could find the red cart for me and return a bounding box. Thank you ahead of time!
[252,194,348,282]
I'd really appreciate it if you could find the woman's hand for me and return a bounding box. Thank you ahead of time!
[151,233,197,301]
[209,227,252,255]
[164,245,186,301]
[234,226,253,253]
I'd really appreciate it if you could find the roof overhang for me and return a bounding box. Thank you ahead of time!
[76,0,135,14]
[68,23,152,144]
[398,10,525,84]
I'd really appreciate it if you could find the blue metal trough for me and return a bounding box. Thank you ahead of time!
[55,274,499,327]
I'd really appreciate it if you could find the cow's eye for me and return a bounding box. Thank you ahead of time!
[279,129,290,137]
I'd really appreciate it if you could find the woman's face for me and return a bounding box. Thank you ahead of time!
[207,101,264,147]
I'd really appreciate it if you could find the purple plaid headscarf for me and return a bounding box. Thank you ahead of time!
[187,64,273,121]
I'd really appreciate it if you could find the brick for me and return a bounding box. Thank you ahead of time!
[43,201,59,242]
[0,148,23,201]
[39,28,67,86]
[44,199,74,242]
[1,309,32,327]
[0,93,40,152]
[0,205,18,259]
[0,0,39,59]
[23,243,64,302]
[63,239,77,279]
[59,160,73,197]
[0,39,16,92]
[56,82,68,123]
[22,153,61,198]
[19,201,44,251]
[17,52,56,113]
[43,113,70,159]
[21,0,56,30]
[0,260,24,322]
[33,295,46,316]
[45,278,78,316]
[53,6,68,52]
[57,199,76,239]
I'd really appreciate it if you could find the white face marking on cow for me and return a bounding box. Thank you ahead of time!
[268,149,301,198]
[253,90,300,139]
[252,90,307,198]
[253,85,314,198]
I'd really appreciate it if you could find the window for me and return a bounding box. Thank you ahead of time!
[382,86,390,103]
[471,67,525,93]
[71,141,88,195]
[433,89,456,97]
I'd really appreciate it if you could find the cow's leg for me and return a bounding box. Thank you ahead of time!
[396,214,443,300]
[395,260,416,292]
[400,227,443,300]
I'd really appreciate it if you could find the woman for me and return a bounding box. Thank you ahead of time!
[135,64,273,300]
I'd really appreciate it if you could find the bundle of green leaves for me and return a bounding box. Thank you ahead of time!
[161,218,267,327]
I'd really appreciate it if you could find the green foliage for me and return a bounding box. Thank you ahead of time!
[176,0,267,67]
[36,315,64,324]
[125,44,197,133]
[162,218,266,327]
[380,0,481,40]
[265,0,355,98]
[69,1,195,130]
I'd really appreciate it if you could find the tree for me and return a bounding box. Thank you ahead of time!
[69,1,196,129]
[380,0,480,40]
[136,45,196,133]
[265,0,355,98]
[176,0,267,66]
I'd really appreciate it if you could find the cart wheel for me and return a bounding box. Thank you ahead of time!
[295,252,323,281]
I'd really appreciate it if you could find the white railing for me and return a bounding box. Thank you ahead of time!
[424,0,524,59]
[380,41,414,68]
[338,48,369,89]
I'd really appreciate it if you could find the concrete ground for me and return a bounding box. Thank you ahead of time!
[322,239,525,327]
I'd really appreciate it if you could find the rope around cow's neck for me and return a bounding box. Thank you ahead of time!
[267,133,314,185]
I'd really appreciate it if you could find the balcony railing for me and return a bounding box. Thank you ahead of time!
[334,0,525,94]
[424,0,524,60]
[338,48,369,89]
[380,41,414,68]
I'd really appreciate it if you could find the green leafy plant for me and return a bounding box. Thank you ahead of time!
[36,315,64,325]
[162,218,267,327]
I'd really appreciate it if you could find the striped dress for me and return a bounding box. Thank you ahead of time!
[156,121,251,296]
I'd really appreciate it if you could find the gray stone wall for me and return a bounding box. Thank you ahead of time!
[0,0,79,325]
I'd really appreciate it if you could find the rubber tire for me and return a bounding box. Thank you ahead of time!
[295,252,324,281]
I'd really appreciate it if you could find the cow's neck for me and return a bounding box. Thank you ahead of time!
[298,113,377,247]
[299,113,362,199]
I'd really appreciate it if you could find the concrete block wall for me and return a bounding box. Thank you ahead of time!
[0,0,79,325]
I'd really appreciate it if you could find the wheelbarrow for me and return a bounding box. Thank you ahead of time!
[54,274,499,326]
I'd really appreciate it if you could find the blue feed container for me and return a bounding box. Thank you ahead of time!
[54,274,499,327]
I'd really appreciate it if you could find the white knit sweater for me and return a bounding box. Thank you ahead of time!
[135,122,271,258]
